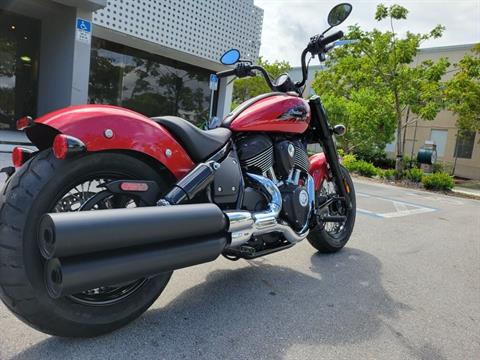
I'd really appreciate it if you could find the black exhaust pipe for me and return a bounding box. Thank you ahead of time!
[39,204,226,259]
[45,235,227,298]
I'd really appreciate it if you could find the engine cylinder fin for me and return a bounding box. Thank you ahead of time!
[240,146,274,174]
[294,145,309,172]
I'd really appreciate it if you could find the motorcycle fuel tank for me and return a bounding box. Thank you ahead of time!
[224,93,311,134]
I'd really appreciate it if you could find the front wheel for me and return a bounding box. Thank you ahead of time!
[308,165,356,253]
[0,150,173,337]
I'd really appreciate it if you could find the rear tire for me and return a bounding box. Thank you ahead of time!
[307,165,356,253]
[0,150,173,337]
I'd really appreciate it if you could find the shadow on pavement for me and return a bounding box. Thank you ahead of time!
[10,248,412,360]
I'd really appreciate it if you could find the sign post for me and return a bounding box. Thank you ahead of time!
[208,74,219,128]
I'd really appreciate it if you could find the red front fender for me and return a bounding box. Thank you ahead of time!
[26,105,194,179]
[308,152,329,191]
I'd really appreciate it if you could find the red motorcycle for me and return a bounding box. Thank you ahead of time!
[0,4,355,337]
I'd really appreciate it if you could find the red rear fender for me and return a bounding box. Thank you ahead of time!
[26,105,194,179]
[308,152,329,191]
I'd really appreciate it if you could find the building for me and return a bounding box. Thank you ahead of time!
[0,0,263,142]
[386,44,479,179]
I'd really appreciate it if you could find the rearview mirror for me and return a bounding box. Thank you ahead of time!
[220,49,241,65]
[327,3,352,27]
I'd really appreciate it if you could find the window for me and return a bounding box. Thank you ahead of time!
[454,131,476,159]
[89,38,212,126]
[0,11,40,130]
[430,129,448,157]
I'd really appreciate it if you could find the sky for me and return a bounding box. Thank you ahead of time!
[254,0,480,66]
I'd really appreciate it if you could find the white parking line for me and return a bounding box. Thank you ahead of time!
[357,192,437,219]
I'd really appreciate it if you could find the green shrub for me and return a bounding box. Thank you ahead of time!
[405,168,423,183]
[381,169,396,180]
[355,160,378,177]
[375,157,396,169]
[432,161,453,175]
[353,148,387,165]
[422,172,454,191]
[342,154,358,172]
[432,162,444,173]
[401,155,418,169]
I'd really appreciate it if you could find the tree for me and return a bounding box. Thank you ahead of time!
[88,49,123,105]
[312,4,448,173]
[444,44,480,132]
[232,57,291,108]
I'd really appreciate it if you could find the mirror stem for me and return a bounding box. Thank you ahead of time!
[321,26,333,36]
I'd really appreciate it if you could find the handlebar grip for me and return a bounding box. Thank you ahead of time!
[319,30,344,47]
[216,68,236,78]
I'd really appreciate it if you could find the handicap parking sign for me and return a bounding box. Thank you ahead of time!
[209,74,219,91]
[76,18,92,44]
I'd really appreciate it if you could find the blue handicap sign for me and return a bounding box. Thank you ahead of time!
[209,74,219,91]
[76,18,91,33]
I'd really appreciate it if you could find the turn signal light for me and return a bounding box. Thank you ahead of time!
[52,134,86,160]
[16,116,33,131]
[12,147,34,167]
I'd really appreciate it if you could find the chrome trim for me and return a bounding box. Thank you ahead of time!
[225,172,310,248]
[266,167,278,184]
[292,169,301,185]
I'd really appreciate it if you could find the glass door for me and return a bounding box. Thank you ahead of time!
[0,11,40,130]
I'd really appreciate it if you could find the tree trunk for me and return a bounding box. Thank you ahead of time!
[394,91,403,178]
[402,107,410,155]
[410,119,419,168]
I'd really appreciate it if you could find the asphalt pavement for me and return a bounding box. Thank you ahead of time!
[0,152,479,360]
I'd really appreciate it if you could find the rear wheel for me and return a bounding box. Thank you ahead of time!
[307,165,356,253]
[0,150,173,337]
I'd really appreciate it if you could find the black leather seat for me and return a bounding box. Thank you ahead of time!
[151,116,231,162]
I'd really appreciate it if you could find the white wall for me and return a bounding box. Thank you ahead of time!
[93,0,263,64]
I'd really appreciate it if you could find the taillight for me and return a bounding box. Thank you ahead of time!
[52,134,86,160]
[12,147,34,167]
[16,116,33,131]
[120,182,149,192]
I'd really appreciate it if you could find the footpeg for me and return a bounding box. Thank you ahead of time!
[319,215,346,222]
[239,245,256,257]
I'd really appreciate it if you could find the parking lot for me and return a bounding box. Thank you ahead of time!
[0,153,479,360]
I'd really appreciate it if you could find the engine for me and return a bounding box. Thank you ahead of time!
[236,134,309,178]
[237,134,311,232]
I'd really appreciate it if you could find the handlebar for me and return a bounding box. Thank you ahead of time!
[296,30,344,89]
[216,68,237,78]
[318,31,344,49]
[216,29,344,94]
[217,64,277,91]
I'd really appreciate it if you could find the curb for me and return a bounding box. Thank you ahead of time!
[352,175,480,200]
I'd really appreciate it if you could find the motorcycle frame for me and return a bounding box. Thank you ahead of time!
[308,95,351,208]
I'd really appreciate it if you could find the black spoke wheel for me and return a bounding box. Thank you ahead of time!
[0,150,173,337]
[51,177,148,306]
[307,165,356,253]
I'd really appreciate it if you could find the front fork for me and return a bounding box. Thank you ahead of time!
[309,96,351,209]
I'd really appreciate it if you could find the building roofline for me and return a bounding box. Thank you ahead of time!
[419,43,476,53]
[289,64,325,71]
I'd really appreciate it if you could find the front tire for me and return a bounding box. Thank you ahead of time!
[308,165,356,253]
[0,150,172,337]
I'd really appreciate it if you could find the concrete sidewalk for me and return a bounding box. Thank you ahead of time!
[452,186,480,199]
